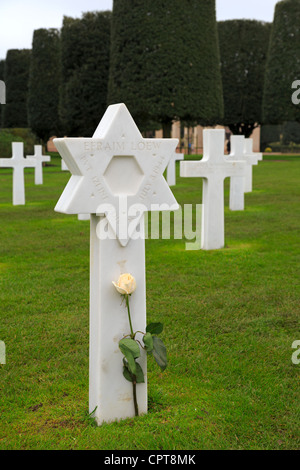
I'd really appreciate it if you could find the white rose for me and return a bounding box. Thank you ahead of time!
[112,273,136,295]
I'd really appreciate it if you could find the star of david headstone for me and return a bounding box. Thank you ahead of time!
[54,103,179,246]
[54,103,179,425]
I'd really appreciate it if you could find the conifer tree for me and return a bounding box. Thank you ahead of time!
[59,11,111,136]
[263,0,300,124]
[2,49,31,128]
[27,28,61,141]
[108,0,223,136]
[218,20,271,137]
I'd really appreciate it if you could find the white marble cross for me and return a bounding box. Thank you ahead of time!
[243,138,263,192]
[0,142,37,205]
[61,158,69,171]
[180,129,246,250]
[26,145,51,185]
[54,103,178,425]
[166,152,184,186]
[226,136,247,211]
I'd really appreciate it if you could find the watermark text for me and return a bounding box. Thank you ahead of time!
[0,341,5,364]
[291,340,300,365]
[0,80,5,104]
[95,200,202,250]
[291,80,300,105]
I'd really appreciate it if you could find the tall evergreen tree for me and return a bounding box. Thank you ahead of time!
[2,49,31,128]
[59,11,111,136]
[263,0,300,124]
[27,28,61,141]
[108,0,223,137]
[218,20,271,137]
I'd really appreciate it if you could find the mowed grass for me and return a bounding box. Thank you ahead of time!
[0,153,299,450]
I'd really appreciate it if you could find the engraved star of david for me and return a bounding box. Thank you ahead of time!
[54,103,179,246]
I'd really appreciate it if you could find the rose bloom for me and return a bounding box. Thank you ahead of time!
[112,273,136,295]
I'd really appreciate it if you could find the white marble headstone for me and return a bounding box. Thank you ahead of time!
[226,136,247,211]
[54,103,179,425]
[0,142,37,205]
[27,145,51,185]
[180,129,246,250]
[166,153,184,186]
[243,138,263,192]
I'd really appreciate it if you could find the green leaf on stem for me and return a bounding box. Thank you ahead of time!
[123,359,145,384]
[119,338,140,358]
[152,336,167,371]
[119,338,140,375]
[146,322,164,335]
[143,332,154,353]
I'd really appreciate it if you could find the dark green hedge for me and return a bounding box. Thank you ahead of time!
[0,128,38,158]
[263,0,300,124]
[59,11,111,137]
[108,0,223,136]
[2,49,31,128]
[218,19,271,137]
[27,29,61,142]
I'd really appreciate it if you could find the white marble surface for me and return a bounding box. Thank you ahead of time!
[54,103,179,424]
[166,153,184,186]
[27,145,51,185]
[243,138,263,192]
[180,129,246,250]
[0,142,37,205]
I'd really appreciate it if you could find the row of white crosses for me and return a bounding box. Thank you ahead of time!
[180,130,262,250]
[0,143,50,205]
[227,135,262,211]
[54,104,263,425]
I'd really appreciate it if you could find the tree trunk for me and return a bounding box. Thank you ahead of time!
[162,121,172,138]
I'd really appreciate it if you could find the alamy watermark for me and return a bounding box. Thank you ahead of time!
[291,340,300,365]
[0,80,5,105]
[95,201,202,250]
[291,80,300,105]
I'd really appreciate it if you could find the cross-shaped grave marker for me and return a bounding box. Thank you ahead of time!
[180,129,246,250]
[54,103,178,425]
[166,152,184,186]
[243,138,263,192]
[26,145,51,185]
[0,142,37,205]
[226,135,247,211]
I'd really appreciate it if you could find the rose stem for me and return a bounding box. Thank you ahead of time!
[125,294,134,338]
[125,294,139,416]
[132,376,139,416]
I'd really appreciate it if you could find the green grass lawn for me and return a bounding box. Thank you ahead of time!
[0,153,299,450]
